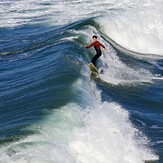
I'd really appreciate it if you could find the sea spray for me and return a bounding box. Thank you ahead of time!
[0,77,158,162]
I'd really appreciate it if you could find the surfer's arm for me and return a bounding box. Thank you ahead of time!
[100,42,106,49]
[85,42,94,48]
[100,43,106,52]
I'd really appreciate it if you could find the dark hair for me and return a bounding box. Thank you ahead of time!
[92,35,97,39]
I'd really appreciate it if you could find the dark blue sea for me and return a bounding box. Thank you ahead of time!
[0,0,163,162]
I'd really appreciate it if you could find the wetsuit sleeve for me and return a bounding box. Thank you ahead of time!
[100,42,106,49]
[86,42,94,48]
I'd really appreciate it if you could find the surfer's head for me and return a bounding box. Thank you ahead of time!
[92,35,97,42]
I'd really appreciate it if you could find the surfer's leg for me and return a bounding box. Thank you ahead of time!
[91,53,101,67]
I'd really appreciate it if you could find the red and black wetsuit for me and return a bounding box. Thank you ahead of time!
[86,41,105,67]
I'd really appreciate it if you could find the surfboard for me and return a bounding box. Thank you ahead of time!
[88,63,98,74]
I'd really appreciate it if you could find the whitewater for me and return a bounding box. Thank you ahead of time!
[0,0,163,162]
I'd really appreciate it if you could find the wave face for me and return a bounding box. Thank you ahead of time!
[0,0,163,162]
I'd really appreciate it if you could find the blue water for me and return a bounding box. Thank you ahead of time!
[0,1,163,162]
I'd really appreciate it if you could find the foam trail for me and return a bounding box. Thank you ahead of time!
[99,48,155,85]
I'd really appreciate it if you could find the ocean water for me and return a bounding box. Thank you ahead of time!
[0,0,163,162]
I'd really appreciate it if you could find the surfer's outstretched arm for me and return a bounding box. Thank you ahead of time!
[84,43,94,48]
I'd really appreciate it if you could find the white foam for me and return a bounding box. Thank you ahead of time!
[68,102,158,163]
[98,50,155,85]
[0,0,145,28]
[2,0,163,57]
[97,1,163,56]
[0,0,47,27]
[150,125,163,129]
[0,78,158,162]
[0,0,102,27]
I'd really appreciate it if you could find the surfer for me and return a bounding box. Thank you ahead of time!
[85,35,106,67]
